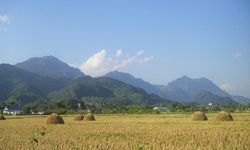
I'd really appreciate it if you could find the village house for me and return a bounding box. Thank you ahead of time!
[3,107,22,115]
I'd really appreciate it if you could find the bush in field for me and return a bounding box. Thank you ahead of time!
[74,114,84,121]
[0,115,5,120]
[83,113,95,121]
[45,113,64,124]
[191,111,208,121]
[215,111,233,121]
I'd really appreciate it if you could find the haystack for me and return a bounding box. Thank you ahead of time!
[191,111,208,121]
[83,113,96,121]
[0,115,5,120]
[46,113,64,124]
[215,111,233,121]
[74,114,84,121]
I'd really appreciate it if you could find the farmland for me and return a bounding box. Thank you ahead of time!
[0,113,250,150]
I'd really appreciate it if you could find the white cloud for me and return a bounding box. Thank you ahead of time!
[80,49,154,77]
[220,83,234,92]
[115,49,123,57]
[137,50,144,56]
[0,15,10,32]
[0,15,10,24]
[68,63,78,68]
[137,56,155,64]
[233,52,242,59]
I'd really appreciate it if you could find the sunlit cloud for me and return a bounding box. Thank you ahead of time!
[0,15,10,32]
[115,49,123,57]
[80,49,154,77]
[220,83,234,92]
[0,15,10,24]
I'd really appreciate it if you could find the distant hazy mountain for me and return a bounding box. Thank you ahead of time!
[230,95,250,105]
[163,76,229,102]
[105,71,164,96]
[105,72,249,105]
[0,64,70,106]
[105,72,230,102]
[16,56,84,79]
[163,76,250,104]
[50,76,172,106]
[193,91,238,106]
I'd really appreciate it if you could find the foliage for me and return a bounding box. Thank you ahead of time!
[28,127,46,145]
[49,76,170,107]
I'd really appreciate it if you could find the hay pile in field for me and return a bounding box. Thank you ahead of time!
[215,111,233,121]
[191,111,208,121]
[46,113,64,124]
[83,113,96,121]
[0,115,5,120]
[74,114,84,121]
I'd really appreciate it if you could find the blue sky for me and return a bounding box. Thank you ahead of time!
[0,0,250,97]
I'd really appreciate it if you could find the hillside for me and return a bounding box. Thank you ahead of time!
[50,76,172,106]
[193,91,238,106]
[0,64,172,109]
[105,71,165,96]
[16,56,84,79]
[0,64,70,106]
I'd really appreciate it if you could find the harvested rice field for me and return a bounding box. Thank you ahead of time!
[0,113,250,150]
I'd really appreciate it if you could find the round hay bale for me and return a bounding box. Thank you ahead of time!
[83,113,96,121]
[0,115,5,120]
[191,111,208,121]
[46,113,64,124]
[215,111,233,121]
[74,114,84,121]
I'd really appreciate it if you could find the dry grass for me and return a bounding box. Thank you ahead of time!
[0,113,250,150]
[191,111,208,121]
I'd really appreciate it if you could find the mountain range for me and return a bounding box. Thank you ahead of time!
[105,71,250,105]
[0,57,171,108]
[0,56,249,109]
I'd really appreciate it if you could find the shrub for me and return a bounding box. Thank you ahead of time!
[0,115,5,120]
[74,114,84,121]
[45,113,64,124]
[215,111,233,121]
[83,113,96,121]
[191,111,208,121]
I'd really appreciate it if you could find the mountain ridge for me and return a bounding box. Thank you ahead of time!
[104,71,249,104]
[16,56,84,79]
[105,71,165,96]
[1,56,249,108]
[0,64,172,108]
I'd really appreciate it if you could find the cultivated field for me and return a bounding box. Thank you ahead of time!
[0,113,250,150]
